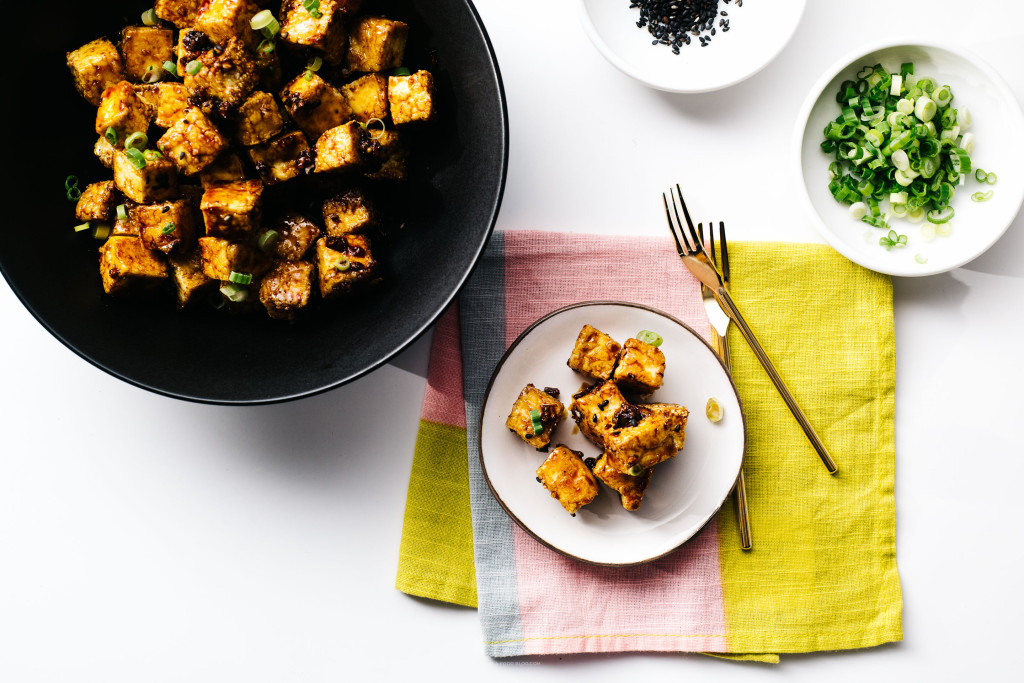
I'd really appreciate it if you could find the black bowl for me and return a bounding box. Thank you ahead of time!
[1,0,507,404]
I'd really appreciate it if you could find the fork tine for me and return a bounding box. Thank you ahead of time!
[668,190,692,252]
[674,184,704,254]
[663,193,686,256]
[706,221,717,267]
[719,221,730,283]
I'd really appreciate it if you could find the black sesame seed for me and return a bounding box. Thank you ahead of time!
[630,0,736,54]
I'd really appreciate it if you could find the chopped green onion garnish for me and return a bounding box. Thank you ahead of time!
[926,206,954,223]
[306,56,323,73]
[65,175,81,201]
[705,397,723,423]
[971,191,993,202]
[627,465,644,477]
[529,408,543,435]
[161,222,176,235]
[73,222,91,233]
[390,67,412,77]
[116,204,127,221]
[125,147,147,169]
[336,256,351,272]
[258,39,275,54]
[220,283,248,303]
[879,230,907,248]
[105,127,118,145]
[143,149,163,161]
[365,117,386,140]
[303,0,322,18]
[914,253,928,264]
[229,271,252,285]
[124,132,148,150]
[141,8,157,26]
[186,60,202,75]
[162,60,177,77]
[304,70,314,81]
[250,9,275,30]
[635,330,663,347]
[92,223,111,240]
[258,230,280,252]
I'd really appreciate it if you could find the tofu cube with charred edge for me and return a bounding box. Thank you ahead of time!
[536,446,599,516]
[95,81,151,144]
[94,136,116,168]
[314,122,363,172]
[593,454,651,511]
[67,39,125,106]
[155,0,202,28]
[121,26,176,83]
[195,0,260,46]
[248,130,312,184]
[505,384,565,450]
[236,91,284,146]
[133,83,160,118]
[322,188,378,236]
[75,181,118,222]
[198,236,271,281]
[136,199,196,254]
[153,83,190,128]
[315,234,377,299]
[279,0,349,64]
[157,107,229,176]
[612,338,666,394]
[259,261,315,320]
[262,212,321,261]
[99,236,169,295]
[602,403,688,474]
[168,249,215,308]
[280,72,352,141]
[184,37,259,106]
[570,380,629,449]
[342,74,389,123]
[201,180,264,240]
[346,17,408,73]
[567,324,622,381]
[200,152,246,188]
[388,70,435,125]
[113,147,178,203]
[362,128,407,181]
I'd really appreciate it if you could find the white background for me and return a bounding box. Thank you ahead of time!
[2,1,1023,680]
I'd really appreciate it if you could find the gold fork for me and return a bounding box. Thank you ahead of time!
[664,185,838,474]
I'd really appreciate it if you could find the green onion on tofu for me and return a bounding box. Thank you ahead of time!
[124,147,147,169]
[220,283,248,303]
[303,0,323,19]
[141,8,157,26]
[124,132,148,150]
[258,230,280,251]
[228,271,253,285]
[161,222,176,235]
[162,60,177,77]
[186,60,203,75]
[105,127,118,145]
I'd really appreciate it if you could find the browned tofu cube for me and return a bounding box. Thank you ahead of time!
[99,236,169,295]
[153,82,190,128]
[362,127,407,181]
[279,0,349,64]
[567,325,622,380]
[121,26,176,82]
[388,70,435,124]
[322,188,378,236]
[75,181,118,222]
[280,72,351,141]
[259,261,315,320]
[341,73,388,123]
[136,199,196,254]
[505,384,565,450]
[112,147,178,203]
[315,234,377,298]
[248,130,313,184]
[185,37,259,106]
[157,107,229,176]
[168,248,215,308]
[536,446,599,516]
[155,0,202,28]
[198,236,271,281]
[112,201,140,236]
[132,83,161,117]
[593,454,651,511]
[94,136,117,168]
[201,180,263,240]
[570,380,629,449]
[346,16,408,72]
[612,338,666,394]
[195,0,260,46]
[263,212,321,261]
[603,403,688,474]
[67,38,125,106]
[236,91,284,146]
[200,152,246,188]
[95,81,151,143]
[315,122,363,172]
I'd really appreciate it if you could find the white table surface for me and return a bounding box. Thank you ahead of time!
[3,1,1023,680]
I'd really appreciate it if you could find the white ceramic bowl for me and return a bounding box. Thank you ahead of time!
[578,0,806,93]
[795,40,1024,277]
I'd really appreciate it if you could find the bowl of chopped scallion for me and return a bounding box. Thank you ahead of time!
[795,41,1024,276]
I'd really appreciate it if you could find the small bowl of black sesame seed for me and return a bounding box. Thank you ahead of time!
[578,0,806,93]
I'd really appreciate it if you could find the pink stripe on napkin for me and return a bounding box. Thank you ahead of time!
[421,304,466,429]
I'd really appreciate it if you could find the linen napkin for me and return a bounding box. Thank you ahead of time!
[396,231,902,659]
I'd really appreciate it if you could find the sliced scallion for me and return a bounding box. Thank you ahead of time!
[250,9,276,30]
[627,465,644,477]
[125,147,147,169]
[92,223,111,240]
[105,127,118,145]
[161,222,176,235]
[73,222,91,233]
[228,271,252,285]
[124,132,148,150]
[186,60,203,75]
[336,257,351,272]
[220,283,248,303]
[635,330,663,347]
[971,191,993,202]
[258,230,280,252]
[162,60,177,77]
[303,0,322,18]
[116,204,127,221]
[141,8,158,26]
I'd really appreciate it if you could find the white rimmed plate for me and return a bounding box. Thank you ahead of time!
[478,302,745,566]
[578,0,806,93]
[795,40,1024,277]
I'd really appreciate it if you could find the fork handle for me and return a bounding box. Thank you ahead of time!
[716,287,838,474]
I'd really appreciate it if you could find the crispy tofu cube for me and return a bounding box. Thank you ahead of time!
[136,199,196,254]
[346,16,408,72]
[95,81,151,142]
[362,127,407,180]
[200,180,263,240]
[112,201,140,236]
[279,0,349,63]
[133,83,160,116]
[112,147,178,203]
[603,403,688,474]
[67,38,125,106]
[314,122,363,172]
[153,82,190,128]
[75,181,118,222]
[388,70,435,124]
[99,236,169,295]
[236,91,284,146]
[315,234,377,298]
[155,0,202,28]
[593,454,651,511]
[567,325,622,380]
[536,446,599,516]
[612,338,666,394]
[184,37,259,106]
[94,135,116,168]
[157,107,229,175]
[280,72,351,141]
[200,152,246,188]
[259,261,315,319]
[505,384,565,450]
[195,0,260,46]
[249,131,313,184]
[341,73,388,123]
[121,26,176,82]
[198,236,271,281]
[263,212,321,261]
[570,380,629,449]
[168,248,215,308]
[322,188,378,236]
